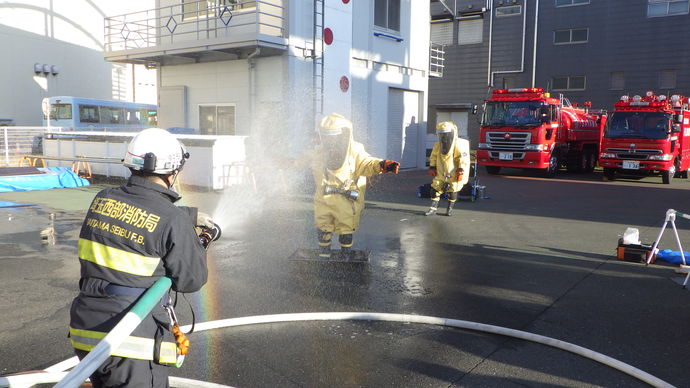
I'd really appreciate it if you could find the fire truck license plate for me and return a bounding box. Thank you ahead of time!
[499,152,513,161]
[622,161,640,170]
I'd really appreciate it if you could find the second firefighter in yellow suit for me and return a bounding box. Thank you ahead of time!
[294,113,400,258]
[425,121,471,216]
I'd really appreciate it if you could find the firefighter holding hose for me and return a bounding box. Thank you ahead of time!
[68,128,220,387]
[292,113,400,259]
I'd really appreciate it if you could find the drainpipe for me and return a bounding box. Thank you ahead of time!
[489,0,527,87]
[486,0,493,87]
[247,48,260,136]
[131,64,136,102]
[531,0,539,87]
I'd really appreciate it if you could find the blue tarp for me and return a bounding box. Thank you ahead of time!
[0,201,34,208]
[0,167,89,192]
[656,249,690,265]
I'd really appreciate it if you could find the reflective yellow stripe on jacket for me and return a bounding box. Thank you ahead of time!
[69,327,177,364]
[78,238,160,276]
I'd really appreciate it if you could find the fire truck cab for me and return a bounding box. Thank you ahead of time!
[477,88,605,177]
[599,92,690,184]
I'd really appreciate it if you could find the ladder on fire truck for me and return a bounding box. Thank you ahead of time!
[558,93,573,108]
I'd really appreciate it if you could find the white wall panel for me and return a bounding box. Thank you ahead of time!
[322,0,353,118]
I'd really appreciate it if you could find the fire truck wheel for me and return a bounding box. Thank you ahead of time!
[545,155,559,178]
[485,166,501,175]
[603,167,616,181]
[673,167,685,178]
[662,165,675,184]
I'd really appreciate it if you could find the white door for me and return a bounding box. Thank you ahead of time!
[387,89,420,169]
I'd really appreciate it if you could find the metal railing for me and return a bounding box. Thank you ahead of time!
[430,42,445,78]
[104,0,285,52]
[0,127,46,167]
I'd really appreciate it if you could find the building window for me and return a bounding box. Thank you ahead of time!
[552,76,586,91]
[659,70,677,89]
[374,0,401,31]
[647,0,689,16]
[554,28,588,44]
[199,104,236,135]
[555,0,590,6]
[431,21,453,45]
[496,5,521,16]
[610,72,625,90]
[458,19,483,45]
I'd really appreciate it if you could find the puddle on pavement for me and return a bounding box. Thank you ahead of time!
[0,206,84,255]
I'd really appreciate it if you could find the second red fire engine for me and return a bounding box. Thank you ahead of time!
[599,91,690,184]
[477,88,607,177]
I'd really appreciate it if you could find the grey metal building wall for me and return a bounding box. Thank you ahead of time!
[429,0,690,145]
[536,1,690,109]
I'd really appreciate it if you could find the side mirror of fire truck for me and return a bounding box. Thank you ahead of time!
[672,124,682,133]
[539,106,550,122]
[673,113,684,124]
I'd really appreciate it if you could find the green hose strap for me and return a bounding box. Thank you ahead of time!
[130,277,172,319]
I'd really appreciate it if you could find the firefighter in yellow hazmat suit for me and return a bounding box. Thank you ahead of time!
[425,121,471,216]
[293,113,400,258]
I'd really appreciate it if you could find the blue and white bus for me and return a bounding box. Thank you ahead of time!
[42,96,157,131]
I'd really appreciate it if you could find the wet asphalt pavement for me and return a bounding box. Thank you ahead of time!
[1,168,690,387]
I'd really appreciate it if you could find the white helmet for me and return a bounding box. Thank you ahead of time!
[123,128,189,174]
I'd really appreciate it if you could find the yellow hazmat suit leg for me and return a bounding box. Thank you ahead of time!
[339,233,354,258]
[425,189,441,216]
[318,229,333,258]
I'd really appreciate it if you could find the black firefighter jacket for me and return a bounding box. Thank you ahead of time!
[69,175,208,364]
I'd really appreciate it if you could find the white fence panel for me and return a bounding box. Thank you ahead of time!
[0,127,46,167]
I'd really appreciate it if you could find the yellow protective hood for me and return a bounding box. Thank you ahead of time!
[319,113,354,171]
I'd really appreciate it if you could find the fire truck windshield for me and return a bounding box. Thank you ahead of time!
[604,112,671,140]
[482,101,544,126]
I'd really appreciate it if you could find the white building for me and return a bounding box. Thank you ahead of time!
[0,0,157,126]
[103,0,431,168]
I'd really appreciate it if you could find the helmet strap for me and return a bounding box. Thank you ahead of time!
[168,171,180,190]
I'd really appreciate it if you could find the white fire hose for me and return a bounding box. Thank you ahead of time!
[0,312,675,388]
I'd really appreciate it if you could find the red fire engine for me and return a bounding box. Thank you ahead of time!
[477,88,606,176]
[599,91,690,184]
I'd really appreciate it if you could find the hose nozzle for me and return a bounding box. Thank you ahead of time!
[198,222,222,249]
